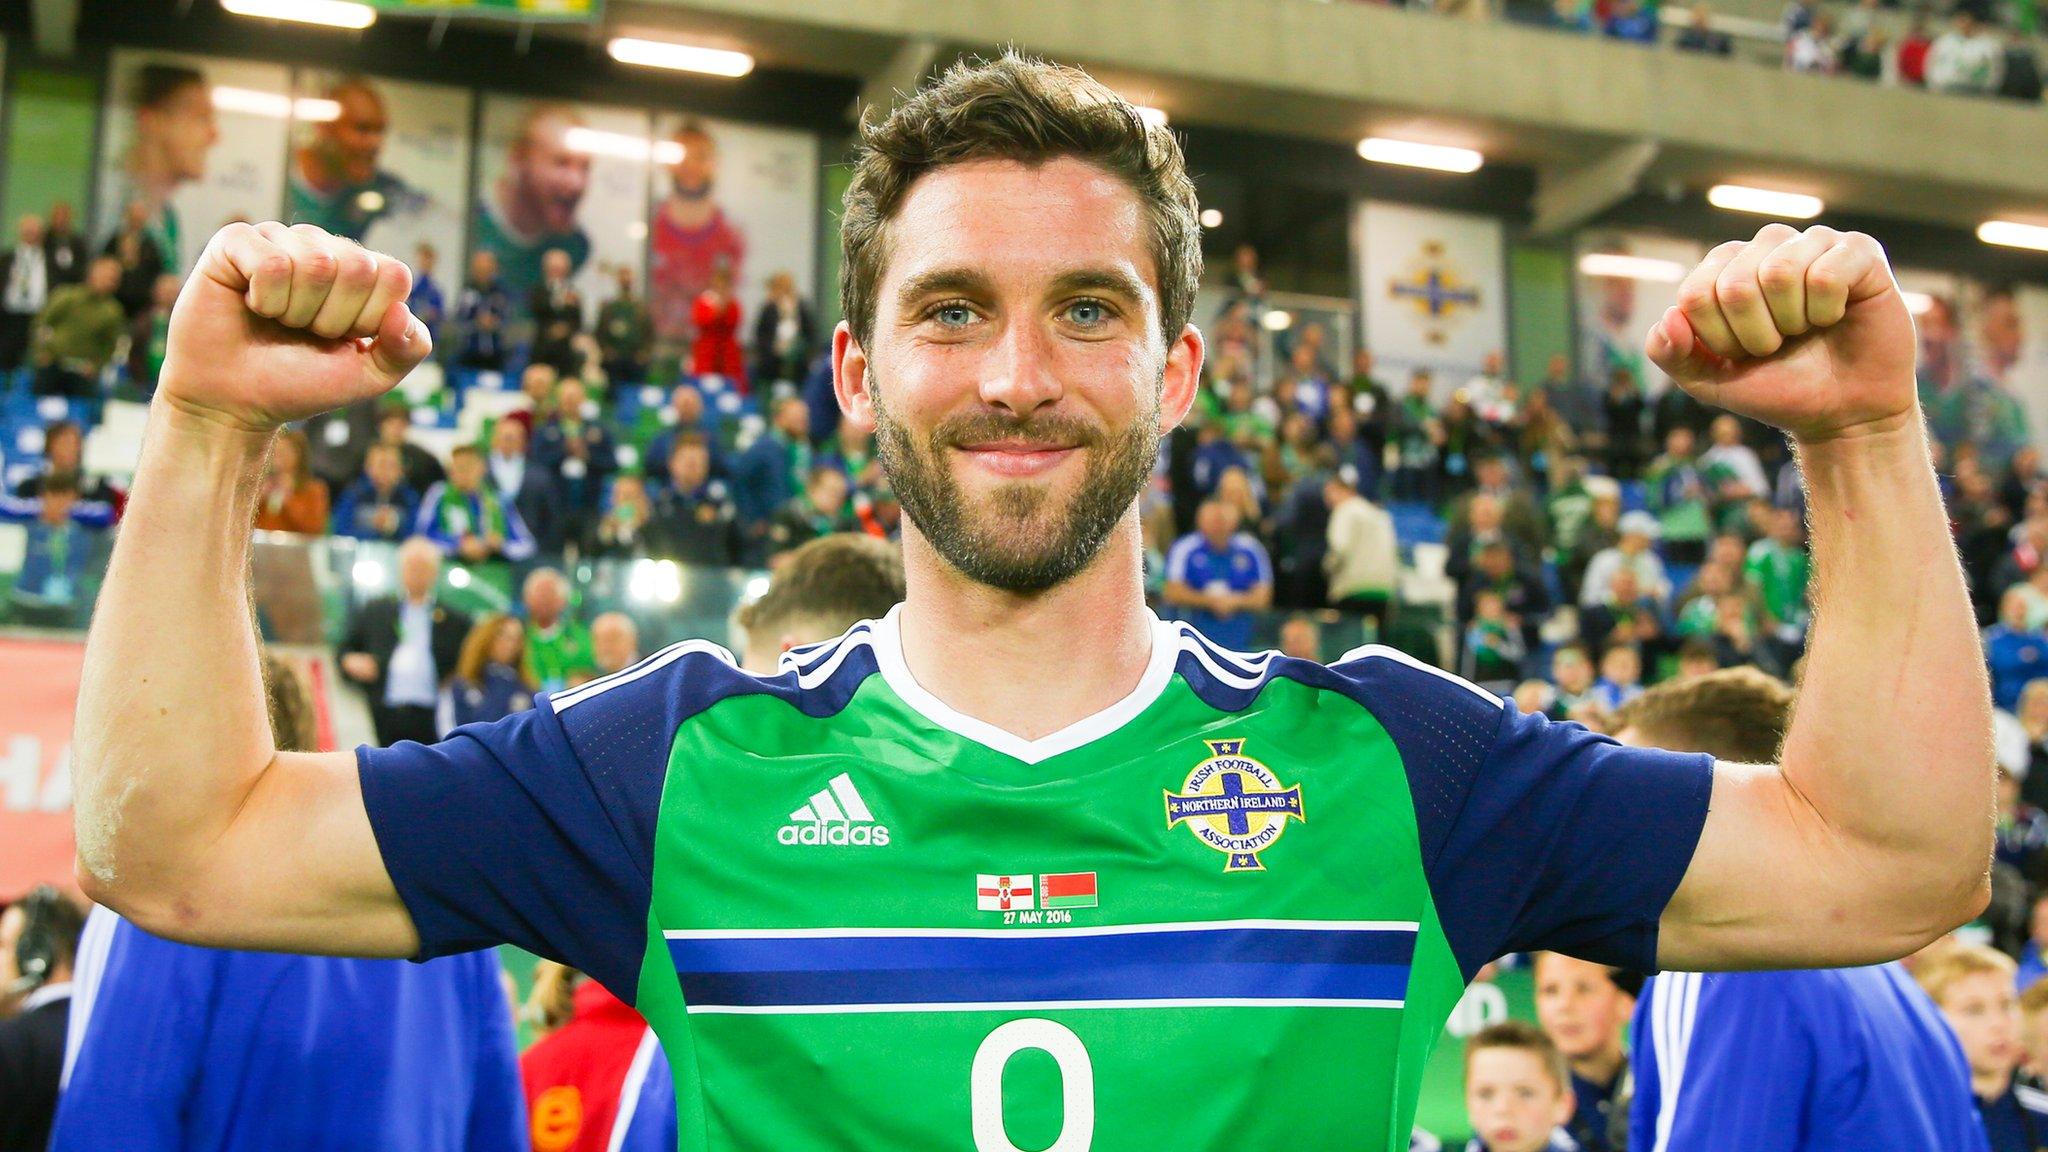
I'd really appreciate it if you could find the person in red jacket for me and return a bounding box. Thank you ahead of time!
[519,962,673,1152]
[689,263,747,391]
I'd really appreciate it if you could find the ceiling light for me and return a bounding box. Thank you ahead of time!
[1199,208,1223,228]
[1979,220,2048,253]
[220,0,375,29]
[607,38,754,78]
[565,127,661,162]
[1706,184,1824,219]
[211,87,295,119]
[1262,310,1294,331]
[1577,253,1688,282]
[292,98,341,122]
[1357,137,1483,174]
[1135,105,1169,129]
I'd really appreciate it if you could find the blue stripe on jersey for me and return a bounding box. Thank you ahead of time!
[667,923,1417,1010]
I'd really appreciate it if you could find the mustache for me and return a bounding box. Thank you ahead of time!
[932,411,1108,451]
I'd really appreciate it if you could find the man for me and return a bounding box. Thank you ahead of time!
[531,376,616,546]
[484,416,565,556]
[1,216,50,372]
[751,271,815,388]
[1987,586,2048,712]
[0,888,86,1152]
[1624,668,1989,1152]
[643,383,725,487]
[73,56,1992,1151]
[734,531,906,673]
[373,400,446,495]
[332,441,420,542]
[42,203,87,289]
[414,444,537,564]
[645,434,738,566]
[589,612,640,678]
[529,248,585,377]
[1323,468,1398,633]
[1578,511,1672,609]
[454,249,512,372]
[731,397,812,562]
[407,243,446,348]
[31,256,126,416]
[1163,497,1274,651]
[1449,453,1547,559]
[649,119,746,346]
[1928,3,2007,94]
[1533,953,1638,1152]
[522,567,594,694]
[476,103,591,304]
[597,265,652,386]
[338,537,471,747]
[287,77,430,242]
[767,465,852,562]
[1674,3,1736,53]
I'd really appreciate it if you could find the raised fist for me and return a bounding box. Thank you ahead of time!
[159,222,432,434]
[1647,223,1916,443]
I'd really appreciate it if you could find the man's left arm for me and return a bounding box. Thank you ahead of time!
[1648,225,1992,970]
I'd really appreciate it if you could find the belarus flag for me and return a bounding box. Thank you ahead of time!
[1040,872,1098,909]
[977,874,1035,911]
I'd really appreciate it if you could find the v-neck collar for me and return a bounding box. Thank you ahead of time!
[868,604,1181,766]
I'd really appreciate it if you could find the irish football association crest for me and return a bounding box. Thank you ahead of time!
[1165,739,1305,872]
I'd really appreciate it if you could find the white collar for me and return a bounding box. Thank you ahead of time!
[20,981,72,1013]
[867,603,1180,765]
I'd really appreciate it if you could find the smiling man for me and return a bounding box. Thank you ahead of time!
[69,53,1991,1152]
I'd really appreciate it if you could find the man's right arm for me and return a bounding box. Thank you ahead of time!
[70,222,429,957]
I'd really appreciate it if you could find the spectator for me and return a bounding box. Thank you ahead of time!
[767,465,853,562]
[1559,479,1624,604]
[531,376,618,546]
[1533,953,1638,1152]
[131,272,180,393]
[1593,643,1645,710]
[13,419,124,509]
[1279,613,1322,660]
[2000,29,2044,99]
[1788,9,1842,71]
[593,266,651,387]
[415,445,538,564]
[1392,369,1443,502]
[1451,453,1548,559]
[0,887,87,1152]
[435,613,536,737]
[1988,586,2048,711]
[517,964,675,1152]
[1458,538,1552,657]
[1928,4,2008,93]
[42,202,87,289]
[1583,566,1667,653]
[732,532,906,673]
[751,270,815,388]
[588,611,640,678]
[1437,391,1494,502]
[1,215,51,374]
[503,361,559,438]
[1785,0,1818,33]
[1840,24,1893,78]
[406,242,445,348]
[101,201,165,320]
[1348,348,1394,478]
[1463,1021,1579,1152]
[523,566,595,693]
[1164,497,1274,651]
[0,474,116,620]
[252,429,330,536]
[1915,945,2048,1148]
[1513,387,1576,494]
[1601,367,1650,480]
[2023,980,2048,1084]
[2020,679,2048,809]
[338,537,471,747]
[1699,414,1769,515]
[1551,643,1599,715]
[1463,588,1529,685]
[646,434,739,566]
[644,383,726,488]
[2020,894,2048,990]
[484,415,567,557]
[692,263,747,388]
[31,256,125,419]
[528,247,585,377]
[333,442,421,543]
[373,401,447,495]
[1645,426,1711,564]
[1674,3,1736,52]
[1323,470,1399,633]
[1579,511,1672,609]
[454,249,511,372]
[1674,637,1722,679]
[732,398,812,562]
[1603,0,1661,41]
[1900,7,1938,82]
[1998,764,2048,888]
[1193,412,1257,499]
[593,471,656,558]
[1746,504,1812,658]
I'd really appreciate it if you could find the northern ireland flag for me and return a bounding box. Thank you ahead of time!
[976,874,1035,912]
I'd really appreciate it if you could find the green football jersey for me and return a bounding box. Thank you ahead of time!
[360,609,1713,1151]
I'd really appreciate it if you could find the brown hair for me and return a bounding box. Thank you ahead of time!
[261,651,319,753]
[454,612,535,690]
[838,51,1202,352]
[1913,942,2017,1006]
[271,429,314,489]
[1612,665,1794,763]
[738,533,905,642]
[1465,1019,1569,1094]
[2020,972,2048,1017]
[523,960,582,1036]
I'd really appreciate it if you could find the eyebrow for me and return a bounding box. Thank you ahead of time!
[1045,267,1149,306]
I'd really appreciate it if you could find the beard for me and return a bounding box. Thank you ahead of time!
[873,379,1161,595]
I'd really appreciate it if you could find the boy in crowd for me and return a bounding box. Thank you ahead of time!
[1533,953,1638,1152]
[1919,945,2048,1152]
[1463,1021,1580,1152]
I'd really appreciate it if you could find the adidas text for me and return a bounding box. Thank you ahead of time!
[777,822,891,846]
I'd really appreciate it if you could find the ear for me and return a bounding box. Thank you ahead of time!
[833,322,878,434]
[1159,323,1205,435]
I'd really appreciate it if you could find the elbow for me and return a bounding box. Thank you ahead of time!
[72,851,214,944]
[1887,855,1994,959]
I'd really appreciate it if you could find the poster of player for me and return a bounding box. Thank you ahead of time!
[287,72,470,286]
[645,112,820,364]
[474,95,651,315]
[1573,230,1707,395]
[96,50,292,274]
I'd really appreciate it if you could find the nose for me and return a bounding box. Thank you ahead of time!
[977,313,1063,419]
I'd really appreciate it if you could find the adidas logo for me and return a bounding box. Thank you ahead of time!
[776,772,891,846]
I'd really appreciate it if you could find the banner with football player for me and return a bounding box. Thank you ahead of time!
[1572,229,1707,396]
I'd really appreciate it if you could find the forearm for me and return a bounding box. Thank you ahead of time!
[1781,416,1992,901]
[71,401,275,903]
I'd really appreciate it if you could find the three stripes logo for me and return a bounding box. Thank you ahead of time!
[776,772,892,847]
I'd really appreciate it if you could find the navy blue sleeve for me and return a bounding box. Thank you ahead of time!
[358,642,756,1003]
[1331,647,1714,978]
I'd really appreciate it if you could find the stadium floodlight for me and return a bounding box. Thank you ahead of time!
[1262,309,1294,332]
[1979,220,2048,253]
[1577,253,1688,283]
[1199,208,1223,228]
[1706,184,1824,220]
[291,98,342,123]
[1135,106,1169,129]
[220,0,376,29]
[211,88,295,119]
[607,38,755,78]
[1357,137,1483,174]
[565,127,657,162]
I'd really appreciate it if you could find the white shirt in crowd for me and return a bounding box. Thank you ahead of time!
[1324,493,1400,602]
[1926,28,2007,93]
[4,244,47,316]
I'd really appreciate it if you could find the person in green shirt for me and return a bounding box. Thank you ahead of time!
[1745,505,1812,674]
[596,265,653,387]
[1643,427,1712,565]
[521,566,595,693]
[33,257,129,419]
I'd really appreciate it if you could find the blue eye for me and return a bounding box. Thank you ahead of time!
[931,302,975,327]
[1066,299,1110,327]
